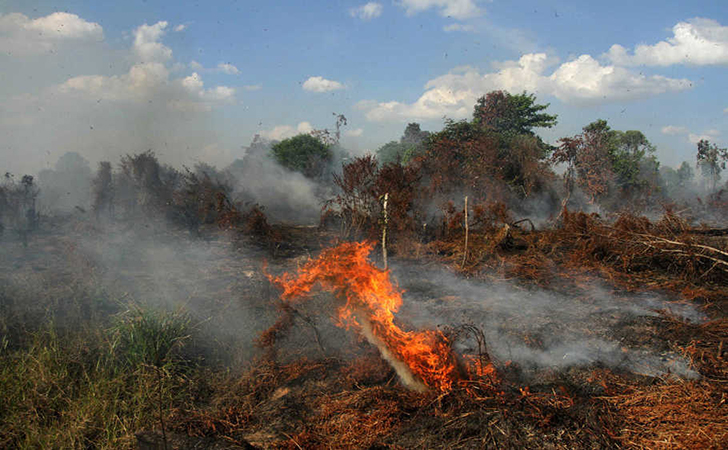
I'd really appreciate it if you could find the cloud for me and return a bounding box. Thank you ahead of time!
[260,122,314,141]
[548,54,690,103]
[350,2,383,20]
[59,62,170,101]
[173,24,188,32]
[188,60,241,75]
[57,22,235,111]
[180,72,235,102]
[606,18,728,66]
[345,128,364,137]
[243,84,262,91]
[659,125,720,144]
[217,62,240,74]
[302,76,345,92]
[443,23,475,32]
[0,12,103,55]
[724,107,728,114]
[133,21,172,63]
[358,53,692,122]
[398,0,483,20]
[688,129,720,144]
[661,125,689,135]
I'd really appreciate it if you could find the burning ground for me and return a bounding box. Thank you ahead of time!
[1,131,728,448]
[2,206,725,449]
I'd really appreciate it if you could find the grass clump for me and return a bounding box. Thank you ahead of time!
[0,305,201,449]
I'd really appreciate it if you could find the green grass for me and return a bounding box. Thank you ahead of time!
[0,305,204,449]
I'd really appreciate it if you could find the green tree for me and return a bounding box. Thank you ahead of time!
[610,129,659,194]
[676,161,694,188]
[473,90,558,138]
[271,134,332,178]
[376,123,430,165]
[696,139,728,192]
[556,120,661,203]
[376,141,408,165]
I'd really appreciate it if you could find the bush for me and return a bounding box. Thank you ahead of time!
[270,134,332,178]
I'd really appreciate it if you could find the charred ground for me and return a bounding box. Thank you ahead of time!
[1,92,727,449]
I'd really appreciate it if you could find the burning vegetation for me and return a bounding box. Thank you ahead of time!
[1,91,728,449]
[265,241,466,392]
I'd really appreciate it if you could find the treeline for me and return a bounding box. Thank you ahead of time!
[2,90,727,246]
[319,91,728,245]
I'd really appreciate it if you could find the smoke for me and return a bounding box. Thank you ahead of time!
[227,151,325,224]
[62,220,277,364]
[36,152,93,213]
[226,136,344,224]
[389,264,704,379]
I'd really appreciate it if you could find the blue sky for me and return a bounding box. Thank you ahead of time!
[1,0,727,173]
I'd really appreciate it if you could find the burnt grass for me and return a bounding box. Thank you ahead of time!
[1,212,727,449]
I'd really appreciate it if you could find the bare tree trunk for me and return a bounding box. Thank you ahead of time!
[382,193,388,270]
[461,196,469,268]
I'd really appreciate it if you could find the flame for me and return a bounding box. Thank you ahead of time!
[267,241,460,392]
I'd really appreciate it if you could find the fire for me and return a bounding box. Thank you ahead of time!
[267,241,460,392]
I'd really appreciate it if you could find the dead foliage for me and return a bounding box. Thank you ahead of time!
[604,380,727,449]
[327,155,420,242]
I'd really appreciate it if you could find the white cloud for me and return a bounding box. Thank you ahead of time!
[443,23,475,32]
[57,24,235,111]
[188,60,241,75]
[297,121,314,133]
[59,62,170,101]
[345,128,364,137]
[358,53,692,122]
[133,21,172,63]
[548,54,690,103]
[661,125,689,135]
[606,18,728,66]
[216,62,240,75]
[173,24,187,32]
[302,76,345,92]
[0,12,103,55]
[175,72,236,109]
[260,121,314,141]
[724,107,728,114]
[659,125,720,144]
[398,0,482,20]
[243,84,262,91]
[350,2,383,20]
[688,129,720,144]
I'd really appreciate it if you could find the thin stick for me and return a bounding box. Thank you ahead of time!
[156,366,168,450]
[382,192,389,270]
[461,196,469,268]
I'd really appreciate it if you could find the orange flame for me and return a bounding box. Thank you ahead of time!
[268,241,460,392]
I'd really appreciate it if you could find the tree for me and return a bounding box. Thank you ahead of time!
[37,151,93,211]
[473,91,557,138]
[270,134,332,178]
[555,120,662,205]
[377,141,408,165]
[610,130,659,195]
[677,161,694,188]
[696,139,728,192]
[376,123,430,165]
[92,161,114,219]
[418,92,557,202]
[0,173,39,244]
[553,120,615,203]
